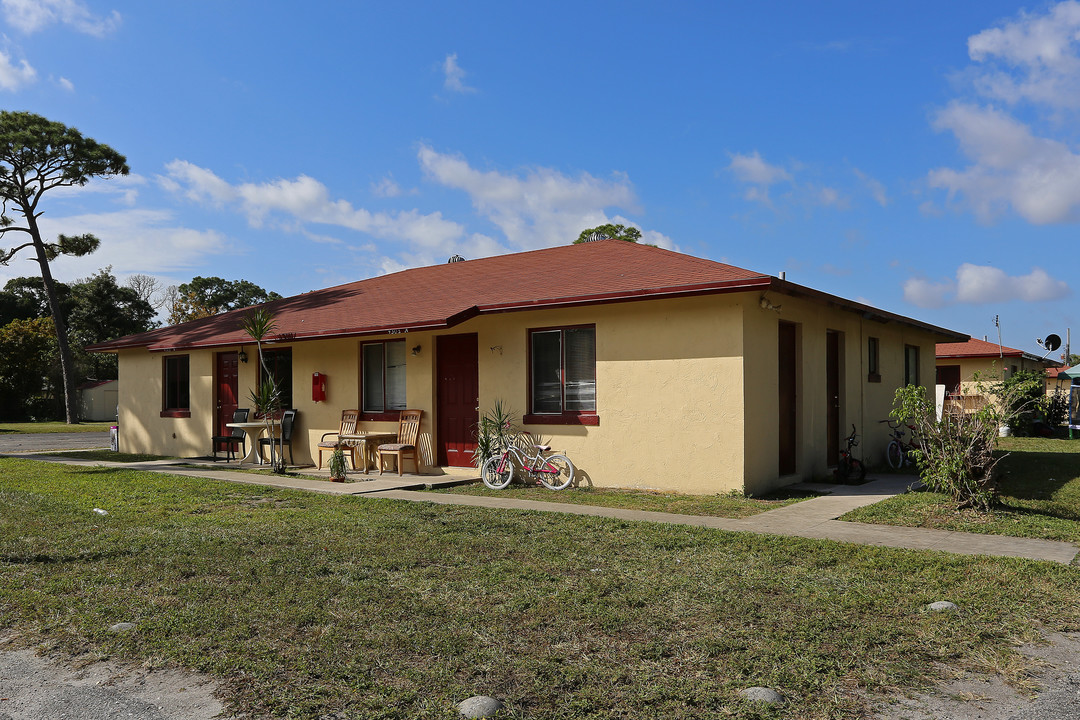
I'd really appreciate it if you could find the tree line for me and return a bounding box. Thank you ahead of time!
[0,271,278,421]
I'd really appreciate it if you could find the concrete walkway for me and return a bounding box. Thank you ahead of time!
[6,453,1078,565]
[370,476,1079,564]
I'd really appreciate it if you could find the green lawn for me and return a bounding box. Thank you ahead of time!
[430,484,814,518]
[45,450,173,463]
[0,421,115,434]
[2,457,1080,720]
[843,436,1080,544]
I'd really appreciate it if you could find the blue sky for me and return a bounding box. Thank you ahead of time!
[1,0,1077,355]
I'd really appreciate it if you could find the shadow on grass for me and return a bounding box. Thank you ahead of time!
[995,450,1080,500]
[2,550,134,565]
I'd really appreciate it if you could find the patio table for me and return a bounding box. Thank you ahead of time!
[226,421,273,465]
[339,431,397,473]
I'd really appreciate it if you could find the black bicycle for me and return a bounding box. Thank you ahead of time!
[836,424,866,483]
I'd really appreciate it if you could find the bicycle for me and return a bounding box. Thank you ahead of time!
[835,424,866,483]
[880,419,919,469]
[481,433,575,490]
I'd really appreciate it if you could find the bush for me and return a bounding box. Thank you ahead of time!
[893,370,1045,511]
[472,399,517,468]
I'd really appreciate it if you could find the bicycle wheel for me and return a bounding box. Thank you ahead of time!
[886,441,903,469]
[836,458,852,483]
[849,458,867,482]
[537,454,574,490]
[481,455,513,489]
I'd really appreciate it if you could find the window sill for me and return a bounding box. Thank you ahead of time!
[523,413,600,426]
[867,373,881,384]
[160,409,191,418]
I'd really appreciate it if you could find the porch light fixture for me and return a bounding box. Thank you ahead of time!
[238,347,248,363]
[411,345,422,357]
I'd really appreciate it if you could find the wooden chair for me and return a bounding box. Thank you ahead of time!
[316,409,359,469]
[258,409,297,466]
[211,408,249,461]
[378,409,422,476]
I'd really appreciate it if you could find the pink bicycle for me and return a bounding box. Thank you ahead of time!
[481,433,575,490]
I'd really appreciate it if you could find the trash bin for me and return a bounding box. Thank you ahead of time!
[110,425,119,452]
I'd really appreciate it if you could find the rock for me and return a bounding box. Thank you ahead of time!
[92,508,109,516]
[928,601,959,612]
[457,695,504,718]
[739,686,785,704]
[108,622,136,633]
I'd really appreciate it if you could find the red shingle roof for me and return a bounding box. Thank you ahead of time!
[89,241,772,352]
[88,240,964,353]
[936,338,1026,358]
[936,338,1061,367]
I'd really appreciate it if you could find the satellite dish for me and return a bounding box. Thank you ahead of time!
[1044,334,1062,352]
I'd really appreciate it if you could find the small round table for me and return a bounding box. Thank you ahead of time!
[226,421,270,465]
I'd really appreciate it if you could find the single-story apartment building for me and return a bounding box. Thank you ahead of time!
[90,240,965,495]
[936,338,1061,412]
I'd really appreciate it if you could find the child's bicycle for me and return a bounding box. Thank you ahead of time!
[481,433,575,490]
[880,419,919,469]
[835,424,866,483]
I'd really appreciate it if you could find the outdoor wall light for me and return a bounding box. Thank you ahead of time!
[238,347,248,363]
[412,345,422,357]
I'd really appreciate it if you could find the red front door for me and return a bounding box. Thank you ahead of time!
[215,352,239,445]
[436,334,479,467]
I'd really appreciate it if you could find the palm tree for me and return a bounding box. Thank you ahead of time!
[239,308,285,472]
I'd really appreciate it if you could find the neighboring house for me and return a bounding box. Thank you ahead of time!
[1047,366,1072,398]
[935,338,1061,412]
[89,241,964,495]
[78,379,118,422]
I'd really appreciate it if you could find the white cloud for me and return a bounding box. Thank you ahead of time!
[1,0,120,37]
[56,75,73,91]
[967,0,1080,109]
[727,151,851,211]
[727,151,791,186]
[443,52,476,94]
[161,160,467,251]
[929,3,1080,223]
[929,102,1080,223]
[904,263,1070,308]
[0,209,229,285]
[853,168,888,206]
[371,176,402,198]
[0,48,35,90]
[417,144,669,250]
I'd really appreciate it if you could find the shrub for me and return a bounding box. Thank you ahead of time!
[893,370,1045,511]
[472,399,517,468]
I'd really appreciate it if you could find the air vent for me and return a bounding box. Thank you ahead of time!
[447,254,466,263]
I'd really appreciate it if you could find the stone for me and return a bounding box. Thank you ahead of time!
[457,695,504,718]
[928,601,959,612]
[108,622,136,633]
[739,687,785,704]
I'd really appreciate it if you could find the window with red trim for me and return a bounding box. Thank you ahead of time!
[525,326,597,425]
[162,355,190,416]
[360,340,406,418]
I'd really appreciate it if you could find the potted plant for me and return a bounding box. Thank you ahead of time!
[328,446,348,482]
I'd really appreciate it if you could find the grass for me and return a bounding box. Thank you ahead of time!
[2,457,1080,719]
[843,436,1080,544]
[429,483,814,518]
[44,450,174,463]
[0,421,114,434]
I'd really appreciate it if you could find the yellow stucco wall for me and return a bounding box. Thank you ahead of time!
[114,290,945,494]
[741,294,941,494]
